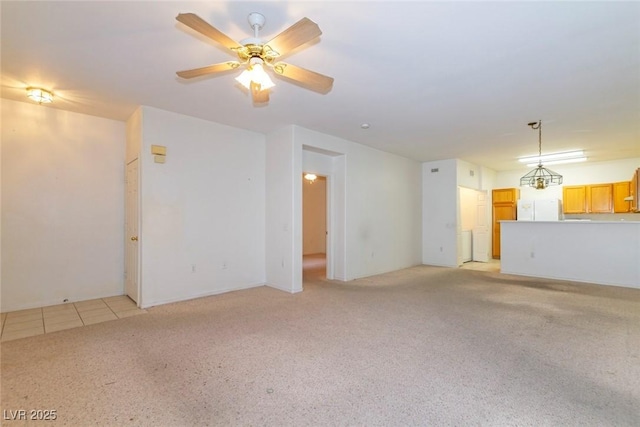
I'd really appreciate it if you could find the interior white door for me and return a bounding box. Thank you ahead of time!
[125,159,140,304]
[473,190,490,262]
[325,175,332,279]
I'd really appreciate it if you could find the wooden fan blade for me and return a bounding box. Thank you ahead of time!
[176,13,242,50]
[266,17,321,57]
[176,62,240,79]
[272,62,333,93]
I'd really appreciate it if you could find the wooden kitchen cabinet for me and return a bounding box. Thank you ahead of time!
[613,181,631,213]
[587,184,613,213]
[631,169,639,212]
[492,188,519,259]
[492,188,519,204]
[562,186,587,213]
[563,184,615,214]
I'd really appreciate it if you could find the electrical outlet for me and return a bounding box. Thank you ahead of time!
[530,252,535,258]
[191,264,196,273]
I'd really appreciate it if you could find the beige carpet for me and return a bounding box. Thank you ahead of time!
[1,265,639,426]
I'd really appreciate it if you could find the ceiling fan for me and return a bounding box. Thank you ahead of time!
[175,12,334,103]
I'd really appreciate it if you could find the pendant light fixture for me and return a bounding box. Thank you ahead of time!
[519,120,563,190]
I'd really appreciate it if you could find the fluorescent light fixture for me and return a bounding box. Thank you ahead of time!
[26,87,53,104]
[525,157,587,167]
[518,150,584,164]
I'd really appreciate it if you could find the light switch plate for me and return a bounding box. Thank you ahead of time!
[154,155,166,164]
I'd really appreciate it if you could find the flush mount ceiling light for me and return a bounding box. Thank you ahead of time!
[304,173,317,183]
[519,120,563,190]
[26,87,53,104]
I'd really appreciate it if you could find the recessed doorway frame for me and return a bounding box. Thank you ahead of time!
[302,173,332,279]
[299,145,346,286]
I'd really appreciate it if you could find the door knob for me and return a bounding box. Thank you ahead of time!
[130,236,138,241]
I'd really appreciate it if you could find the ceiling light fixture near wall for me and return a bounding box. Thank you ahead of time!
[524,157,587,168]
[519,120,563,190]
[304,173,317,183]
[26,87,53,104]
[518,150,586,166]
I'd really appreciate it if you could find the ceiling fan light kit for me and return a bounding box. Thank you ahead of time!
[175,11,334,103]
[235,57,275,90]
[519,120,564,190]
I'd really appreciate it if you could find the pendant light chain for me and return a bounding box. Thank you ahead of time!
[537,121,542,167]
[519,119,563,189]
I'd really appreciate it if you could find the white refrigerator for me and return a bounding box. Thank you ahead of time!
[517,199,562,221]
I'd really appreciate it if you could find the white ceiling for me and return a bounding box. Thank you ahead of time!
[2,1,639,171]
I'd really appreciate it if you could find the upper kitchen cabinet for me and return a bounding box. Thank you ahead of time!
[563,186,587,214]
[612,181,631,213]
[587,184,613,213]
[492,188,519,204]
[563,183,622,214]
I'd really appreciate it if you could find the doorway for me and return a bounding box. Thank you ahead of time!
[125,158,140,304]
[302,174,327,280]
[458,187,490,266]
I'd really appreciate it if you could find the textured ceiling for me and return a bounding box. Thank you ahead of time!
[2,1,639,171]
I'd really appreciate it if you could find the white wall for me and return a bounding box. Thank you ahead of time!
[125,107,142,164]
[136,107,266,307]
[457,159,482,190]
[265,126,301,293]
[302,177,326,255]
[1,99,125,311]
[295,127,422,280]
[422,159,459,267]
[495,158,640,201]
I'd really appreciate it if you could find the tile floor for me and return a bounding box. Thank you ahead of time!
[460,259,501,272]
[0,296,145,342]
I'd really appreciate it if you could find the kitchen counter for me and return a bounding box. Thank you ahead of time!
[500,220,640,289]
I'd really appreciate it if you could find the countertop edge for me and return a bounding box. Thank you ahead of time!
[500,220,640,224]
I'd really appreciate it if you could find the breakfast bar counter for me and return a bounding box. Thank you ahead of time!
[500,220,640,289]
